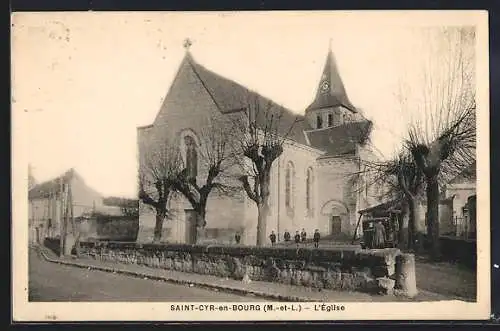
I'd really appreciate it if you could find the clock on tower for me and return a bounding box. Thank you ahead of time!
[321,80,330,93]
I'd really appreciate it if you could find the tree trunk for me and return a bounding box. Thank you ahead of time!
[153,209,166,243]
[194,208,206,244]
[398,201,409,249]
[256,201,269,246]
[255,169,271,247]
[426,175,441,259]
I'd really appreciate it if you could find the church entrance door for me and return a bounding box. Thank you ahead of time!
[330,215,341,235]
[185,210,197,244]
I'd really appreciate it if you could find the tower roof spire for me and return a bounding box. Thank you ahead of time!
[305,44,356,113]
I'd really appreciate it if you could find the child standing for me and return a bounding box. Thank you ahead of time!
[294,231,301,248]
[313,229,320,248]
[269,231,277,246]
[284,230,291,244]
[300,228,307,243]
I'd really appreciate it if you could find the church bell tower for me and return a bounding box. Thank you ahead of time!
[305,42,359,130]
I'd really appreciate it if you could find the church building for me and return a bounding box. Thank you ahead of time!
[137,42,381,245]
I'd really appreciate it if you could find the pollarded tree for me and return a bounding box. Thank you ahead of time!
[231,94,300,247]
[400,27,476,258]
[171,117,239,244]
[138,139,183,242]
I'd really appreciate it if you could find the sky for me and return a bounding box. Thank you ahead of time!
[11,11,485,198]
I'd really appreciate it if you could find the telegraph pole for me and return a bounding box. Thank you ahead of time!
[63,181,71,255]
[47,188,52,238]
[69,181,80,256]
[59,178,65,257]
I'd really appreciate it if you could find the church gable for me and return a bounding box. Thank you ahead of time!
[151,53,221,140]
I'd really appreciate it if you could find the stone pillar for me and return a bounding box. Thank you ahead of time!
[395,253,418,297]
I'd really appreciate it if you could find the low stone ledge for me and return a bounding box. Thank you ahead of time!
[47,238,404,295]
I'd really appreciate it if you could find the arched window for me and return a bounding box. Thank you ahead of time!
[327,113,333,127]
[316,115,323,129]
[306,167,314,214]
[285,161,295,209]
[184,136,198,180]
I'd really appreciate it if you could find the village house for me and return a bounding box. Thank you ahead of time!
[442,162,476,238]
[28,168,104,244]
[137,44,382,245]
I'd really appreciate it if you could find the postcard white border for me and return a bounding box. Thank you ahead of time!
[11,10,490,321]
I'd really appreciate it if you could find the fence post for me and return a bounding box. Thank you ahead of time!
[395,253,418,297]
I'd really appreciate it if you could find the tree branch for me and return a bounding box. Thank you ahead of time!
[239,175,258,203]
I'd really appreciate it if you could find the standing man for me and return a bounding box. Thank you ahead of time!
[313,229,320,248]
[300,228,307,243]
[294,231,301,248]
[234,231,241,245]
[373,221,386,249]
[269,230,277,246]
[284,230,291,244]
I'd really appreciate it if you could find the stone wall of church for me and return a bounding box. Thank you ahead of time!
[264,142,323,242]
[315,156,360,238]
[137,58,249,245]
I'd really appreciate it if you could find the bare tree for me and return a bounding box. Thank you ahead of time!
[231,94,300,246]
[171,117,239,244]
[400,27,476,258]
[138,139,182,242]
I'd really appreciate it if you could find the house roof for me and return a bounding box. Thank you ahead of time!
[360,196,456,215]
[358,199,403,215]
[28,168,75,200]
[306,120,373,157]
[185,52,312,145]
[28,168,101,201]
[306,49,356,113]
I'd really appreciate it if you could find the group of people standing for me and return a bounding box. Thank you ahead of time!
[269,228,321,248]
[233,228,322,248]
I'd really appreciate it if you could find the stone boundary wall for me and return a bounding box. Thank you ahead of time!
[43,238,410,295]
